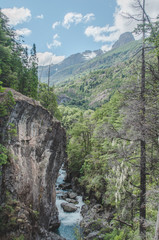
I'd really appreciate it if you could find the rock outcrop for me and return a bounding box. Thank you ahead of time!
[0,89,66,240]
[112,32,135,49]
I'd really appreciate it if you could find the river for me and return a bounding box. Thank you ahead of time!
[55,168,84,240]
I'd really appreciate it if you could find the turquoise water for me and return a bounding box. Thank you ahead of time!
[56,168,84,240]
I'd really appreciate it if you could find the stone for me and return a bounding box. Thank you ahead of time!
[61,202,77,212]
[65,198,78,204]
[49,215,60,231]
[61,193,69,200]
[59,183,72,190]
[81,204,89,216]
[38,227,66,240]
[112,32,135,49]
[68,192,77,199]
[86,231,100,240]
[81,202,113,240]
[92,204,103,213]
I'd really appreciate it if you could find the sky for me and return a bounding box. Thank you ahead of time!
[1,0,159,66]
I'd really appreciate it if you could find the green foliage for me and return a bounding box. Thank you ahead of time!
[38,83,62,120]
[0,10,38,98]
[13,235,25,240]
[0,91,16,122]
[0,143,8,167]
[67,110,94,177]
[7,123,17,140]
[135,18,159,58]
[0,81,5,92]
[60,26,159,238]
[55,59,130,110]
[0,198,17,233]
[32,210,39,220]
[74,227,83,240]
[58,105,83,129]
[0,91,16,172]
[5,91,16,113]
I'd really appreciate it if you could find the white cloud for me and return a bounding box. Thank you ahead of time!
[47,34,61,49]
[63,12,83,29]
[85,0,159,51]
[84,13,95,23]
[37,52,65,66]
[52,21,60,29]
[1,7,31,26]
[85,25,118,43]
[47,40,61,48]
[63,12,95,29]
[115,0,159,34]
[53,34,59,39]
[36,14,44,19]
[101,45,112,52]
[15,28,32,36]
[83,52,97,60]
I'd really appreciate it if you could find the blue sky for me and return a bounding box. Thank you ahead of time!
[1,0,159,66]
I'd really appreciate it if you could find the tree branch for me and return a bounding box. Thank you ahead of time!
[113,218,133,228]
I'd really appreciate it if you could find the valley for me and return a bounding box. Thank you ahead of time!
[1,4,159,240]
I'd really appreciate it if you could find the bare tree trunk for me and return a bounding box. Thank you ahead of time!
[48,64,50,93]
[155,208,159,240]
[157,56,159,73]
[140,0,146,239]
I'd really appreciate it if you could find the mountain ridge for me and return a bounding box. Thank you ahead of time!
[38,32,139,85]
[112,32,135,49]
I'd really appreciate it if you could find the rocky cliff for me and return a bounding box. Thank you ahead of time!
[112,32,135,49]
[0,89,66,240]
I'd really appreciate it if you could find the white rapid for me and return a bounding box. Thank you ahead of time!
[55,168,84,240]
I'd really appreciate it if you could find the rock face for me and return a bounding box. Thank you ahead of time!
[112,32,135,49]
[0,89,66,240]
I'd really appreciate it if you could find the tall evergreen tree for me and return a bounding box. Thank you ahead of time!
[0,10,38,99]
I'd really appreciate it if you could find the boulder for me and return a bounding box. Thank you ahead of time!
[59,183,72,190]
[68,192,77,199]
[65,198,78,204]
[61,202,77,212]
[61,193,69,200]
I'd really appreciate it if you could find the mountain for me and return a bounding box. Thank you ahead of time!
[55,38,142,109]
[38,49,103,84]
[38,33,140,86]
[112,32,135,49]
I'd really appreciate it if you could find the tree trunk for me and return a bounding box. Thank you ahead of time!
[155,208,159,240]
[140,0,146,239]
[157,56,159,73]
[48,64,50,92]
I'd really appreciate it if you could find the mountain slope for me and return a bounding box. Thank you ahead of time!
[38,49,103,84]
[55,40,142,109]
[112,32,135,49]
[38,33,140,85]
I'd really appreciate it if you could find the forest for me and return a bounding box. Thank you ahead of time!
[0,1,159,239]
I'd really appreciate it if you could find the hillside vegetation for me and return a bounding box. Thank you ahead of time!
[55,40,143,110]
[57,15,159,240]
